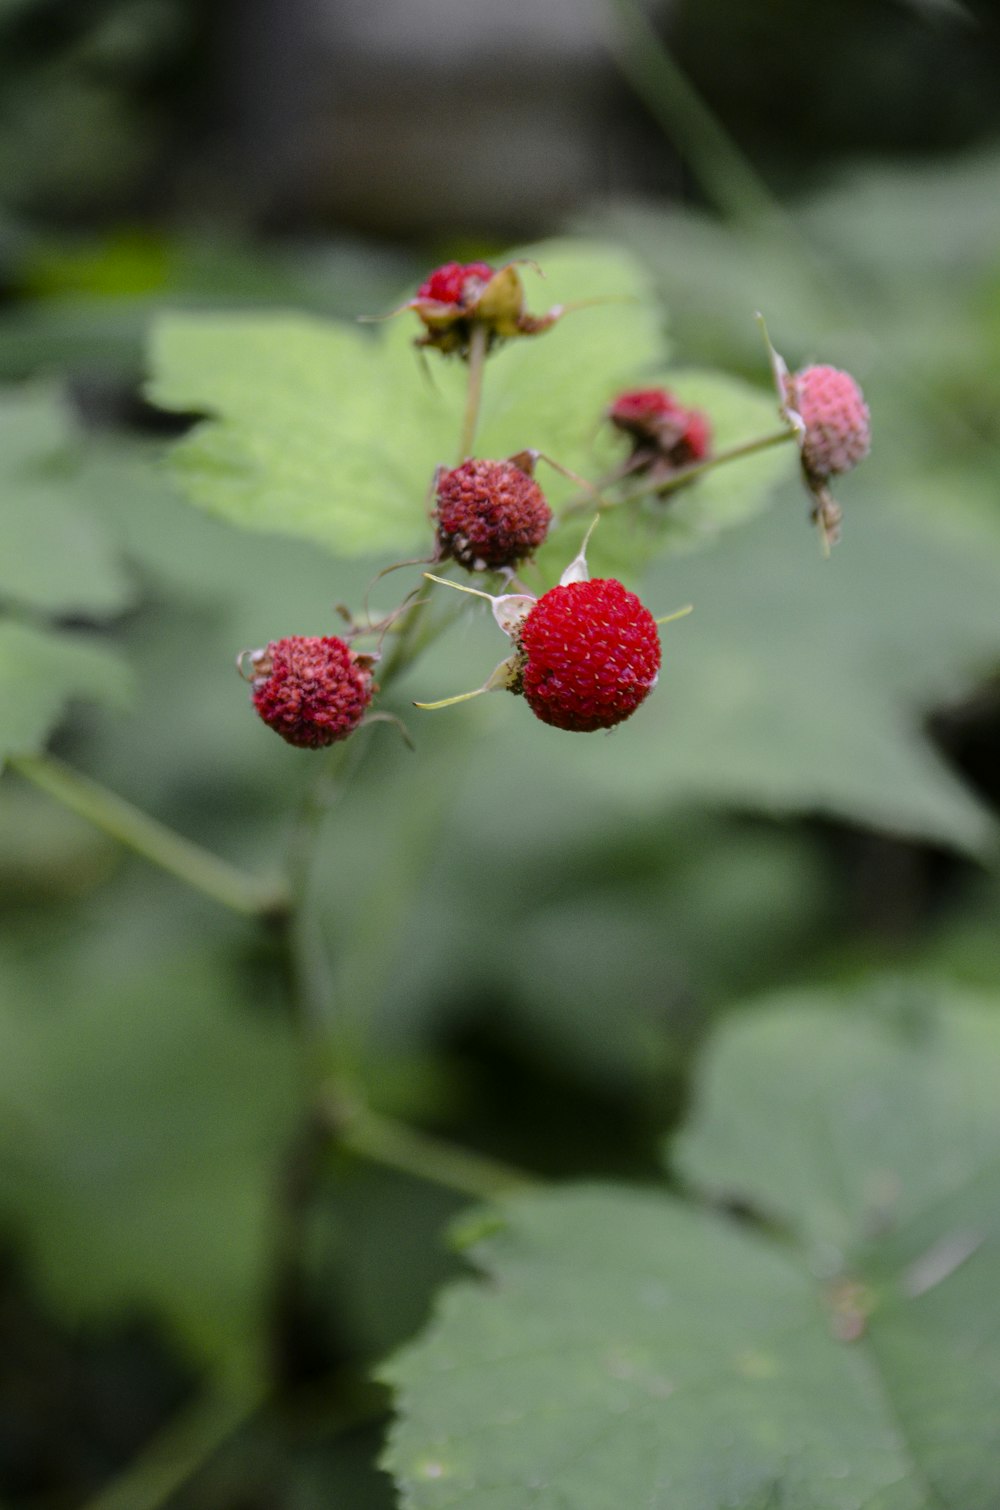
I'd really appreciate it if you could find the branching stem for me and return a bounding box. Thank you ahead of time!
[10,753,287,918]
[457,322,489,462]
[332,1097,533,1202]
[559,425,798,521]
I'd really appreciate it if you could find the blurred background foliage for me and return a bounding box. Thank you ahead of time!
[2,0,1000,1506]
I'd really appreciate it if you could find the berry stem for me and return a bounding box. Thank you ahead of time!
[9,753,287,918]
[330,1095,533,1201]
[457,320,489,462]
[558,424,799,521]
[604,0,780,231]
[76,1385,262,1510]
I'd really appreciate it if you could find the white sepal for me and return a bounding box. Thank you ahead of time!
[492,595,535,637]
[559,516,600,587]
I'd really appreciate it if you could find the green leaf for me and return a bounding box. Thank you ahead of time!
[0,937,300,1371]
[0,387,135,618]
[383,988,1000,1508]
[147,242,669,557]
[676,988,1000,1259]
[0,619,132,766]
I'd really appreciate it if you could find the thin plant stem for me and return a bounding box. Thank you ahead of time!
[78,1386,262,1510]
[604,0,780,231]
[558,425,798,520]
[333,1099,533,1202]
[457,321,489,462]
[10,753,287,918]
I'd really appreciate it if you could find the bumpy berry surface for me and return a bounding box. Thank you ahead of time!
[792,365,870,480]
[251,636,373,749]
[435,459,551,571]
[417,261,494,307]
[518,578,661,733]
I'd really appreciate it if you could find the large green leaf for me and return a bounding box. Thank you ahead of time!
[147,241,669,559]
[0,619,132,766]
[383,988,1000,1508]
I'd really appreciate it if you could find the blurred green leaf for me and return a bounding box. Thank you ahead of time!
[676,986,1000,1256]
[0,939,300,1371]
[0,620,132,766]
[384,988,1000,1509]
[0,387,135,617]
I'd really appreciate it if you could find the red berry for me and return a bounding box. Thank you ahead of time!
[608,386,713,469]
[517,578,661,733]
[608,388,685,430]
[791,365,870,481]
[248,636,374,749]
[674,408,712,465]
[435,459,552,571]
[416,261,494,308]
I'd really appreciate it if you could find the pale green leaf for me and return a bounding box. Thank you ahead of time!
[0,619,132,765]
[383,989,1000,1509]
[147,242,671,557]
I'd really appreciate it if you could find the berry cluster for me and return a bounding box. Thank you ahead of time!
[243,261,871,747]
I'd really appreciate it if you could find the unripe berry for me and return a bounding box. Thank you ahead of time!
[397,259,564,356]
[517,578,661,733]
[435,458,552,571]
[416,261,494,308]
[247,636,374,749]
[789,365,870,482]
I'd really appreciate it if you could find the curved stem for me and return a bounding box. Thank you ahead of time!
[457,321,489,462]
[78,1386,262,1510]
[558,425,798,521]
[9,753,287,918]
[333,1098,533,1202]
[604,0,781,230]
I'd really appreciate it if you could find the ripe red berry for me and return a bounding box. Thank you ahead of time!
[516,578,661,733]
[435,458,552,571]
[247,636,374,749]
[416,261,494,307]
[790,365,870,482]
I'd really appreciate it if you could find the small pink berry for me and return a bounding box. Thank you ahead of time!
[435,458,552,571]
[789,365,870,482]
[516,578,661,733]
[247,636,374,749]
